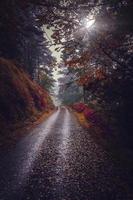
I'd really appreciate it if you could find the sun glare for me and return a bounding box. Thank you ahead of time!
[84,18,95,29]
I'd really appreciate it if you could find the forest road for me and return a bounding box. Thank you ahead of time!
[0,107,133,200]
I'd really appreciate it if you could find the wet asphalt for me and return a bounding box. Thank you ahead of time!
[0,107,133,200]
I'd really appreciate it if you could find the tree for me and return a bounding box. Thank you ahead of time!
[0,0,55,79]
[58,68,83,105]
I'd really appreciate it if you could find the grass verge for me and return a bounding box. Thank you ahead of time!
[73,109,133,169]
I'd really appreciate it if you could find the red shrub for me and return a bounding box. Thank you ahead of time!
[72,103,86,113]
[72,102,109,132]
[84,107,108,130]
[83,107,95,120]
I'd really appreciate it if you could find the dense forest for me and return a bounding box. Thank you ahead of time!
[0,0,133,142]
[48,0,133,144]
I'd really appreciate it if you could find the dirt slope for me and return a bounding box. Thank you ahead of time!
[0,58,54,134]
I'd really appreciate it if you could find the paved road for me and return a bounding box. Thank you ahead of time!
[0,107,133,200]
